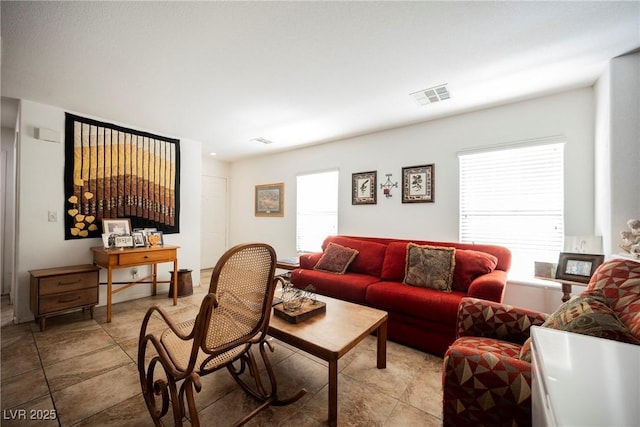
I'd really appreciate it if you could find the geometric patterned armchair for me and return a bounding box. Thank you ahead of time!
[442,258,640,427]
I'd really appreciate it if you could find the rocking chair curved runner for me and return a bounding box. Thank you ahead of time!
[138,243,306,426]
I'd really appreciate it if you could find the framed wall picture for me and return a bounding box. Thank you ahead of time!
[556,252,604,283]
[352,171,377,205]
[402,164,434,203]
[255,183,284,217]
[102,218,132,236]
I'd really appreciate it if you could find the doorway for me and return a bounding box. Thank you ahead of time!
[200,175,227,269]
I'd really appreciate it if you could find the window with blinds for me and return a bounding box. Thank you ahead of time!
[296,170,339,253]
[459,141,565,276]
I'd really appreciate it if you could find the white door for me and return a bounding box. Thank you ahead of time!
[200,175,227,269]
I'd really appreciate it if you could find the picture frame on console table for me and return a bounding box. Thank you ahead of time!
[556,252,604,284]
[102,218,132,235]
[255,183,284,217]
[402,164,434,203]
[352,171,377,205]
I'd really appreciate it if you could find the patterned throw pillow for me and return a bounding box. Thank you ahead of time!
[313,242,359,274]
[541,289,640,344]
[403,243,455,292]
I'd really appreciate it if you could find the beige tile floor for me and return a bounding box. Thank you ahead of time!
[1,270,443,426]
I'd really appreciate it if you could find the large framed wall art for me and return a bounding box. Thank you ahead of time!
[64,113,180,240]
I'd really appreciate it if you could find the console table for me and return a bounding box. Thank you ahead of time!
[91,245,179,322]
[531,326,640,426]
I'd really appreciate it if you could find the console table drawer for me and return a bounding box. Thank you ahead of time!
[38,288,98,314]
[118,249,174,265]
[39,271,97,295]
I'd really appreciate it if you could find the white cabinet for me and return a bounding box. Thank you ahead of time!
[531,326,640,427]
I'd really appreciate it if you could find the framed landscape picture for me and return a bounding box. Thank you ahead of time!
[352,171,377,205]
[255,183,284,217]
[402,164,434,203]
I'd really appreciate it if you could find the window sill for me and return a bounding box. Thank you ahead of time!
[507,275,562,290]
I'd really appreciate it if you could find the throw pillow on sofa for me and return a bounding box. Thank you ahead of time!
[313,242,359,274]
[403,243,455,292]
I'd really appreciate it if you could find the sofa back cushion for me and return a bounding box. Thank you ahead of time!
[322,236,387,277]
[586,258,640,340]
[452,249,498,292]
[380,241,499,292]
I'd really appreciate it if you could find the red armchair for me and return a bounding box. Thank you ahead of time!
[442,258,640,426]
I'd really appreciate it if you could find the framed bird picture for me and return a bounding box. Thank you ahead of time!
[352,171,377,205]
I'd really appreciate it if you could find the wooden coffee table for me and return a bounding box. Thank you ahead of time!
[268,295,388,426]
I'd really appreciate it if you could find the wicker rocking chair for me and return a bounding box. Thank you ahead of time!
[138,243,306,426]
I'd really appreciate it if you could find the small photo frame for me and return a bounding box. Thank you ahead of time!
[101,233,111,249]
[352,171,377,205]
[114,235,134,248]
[131,231,146,247]
[102,218,132,235]
[402,164,434,203]
[556,252,605,284]
[147,231,164,246]
[255,183,284,217]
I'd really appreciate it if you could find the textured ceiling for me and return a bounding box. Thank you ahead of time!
[2,1,639,160]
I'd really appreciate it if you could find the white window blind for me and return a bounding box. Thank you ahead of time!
[459,141,565,276]
[296,170,338,253]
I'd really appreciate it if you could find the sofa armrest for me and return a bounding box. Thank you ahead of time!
[466,269,507,302]
[299,252,322,269]
[455,297,549,344]
[443,345,533,426]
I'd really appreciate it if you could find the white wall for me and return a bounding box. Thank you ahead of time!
[229,88,596,263]
[2,126,17,296]
[13,100,203,323]
[595,52,640,256]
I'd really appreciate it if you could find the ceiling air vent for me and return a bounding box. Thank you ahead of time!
[250,137,274,145]
[410,84,450,106]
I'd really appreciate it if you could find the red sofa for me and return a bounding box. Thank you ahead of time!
[290,235,511,356]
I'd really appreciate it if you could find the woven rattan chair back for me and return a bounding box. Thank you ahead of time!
[204,243,276,353]
[138,243,305,427]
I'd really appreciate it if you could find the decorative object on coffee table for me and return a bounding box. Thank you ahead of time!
[274,283,326,323]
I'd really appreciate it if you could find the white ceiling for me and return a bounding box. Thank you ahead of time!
[2,1,639,161]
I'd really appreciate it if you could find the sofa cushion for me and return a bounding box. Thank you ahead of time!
[452,249,498,292]
[381,241,408,281]
[323,236,387,277]
[541,289,640,344]
[404,243,455,292]
[366,281,463,324]
[290,268,376,304]
[313,242,358,274]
